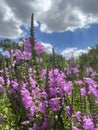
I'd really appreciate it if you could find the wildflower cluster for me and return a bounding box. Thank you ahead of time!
[0,39,98,130]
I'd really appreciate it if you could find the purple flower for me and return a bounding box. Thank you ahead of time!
[5,50,14,59]
[29,76,36,88]
[72,126,79,130]
[0,116,3,124]
[93,89,98,98]
[63,81,72,95]
[49,98,60,111]
[95,101,98,104]
[15,50,23,60]
[39,101,48,113]
[80,87,86,96]
[29,123,37,130]
[86,67,96,78]
[49,87,58,97]
[0,76,4,84]
[35,42,44,55]
[15,50,31,60]
[9,80,19,101]
[0,85,4,93]
[36,57,43,63]
[22,121,30,126]
[23,39,32,53]
[83,117,95,130]
[41,92,47,99]
[42,120,48,128]
[73,111,81,120]
[66,66,79,77]
[5,51,10,59]
[88,85,95,95]
[49,69,65,88]
[31,87,40,99]
[66,106,71,117]
[29,128,33,130]
[0,70,3,74]
[21,84,37,119]
[86,67,94,73]
[74,80,85,85]
[41,69,46,80]
[83,78,95,85]
[23,51,32,60]
[11,80,18,90]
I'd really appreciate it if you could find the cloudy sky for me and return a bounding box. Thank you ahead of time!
[0,0,98,58]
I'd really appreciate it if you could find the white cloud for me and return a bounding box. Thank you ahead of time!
[61,47,89,59]
[41,42,53,54]
[0,0,23,38]
[0,0,98,38]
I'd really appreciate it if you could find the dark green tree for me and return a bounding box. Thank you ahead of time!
[79,45,98,73]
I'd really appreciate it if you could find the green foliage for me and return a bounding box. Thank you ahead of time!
[79,45,98,73]
[0,93,13,130]
[41,52,67,69]
[0,39,21,51]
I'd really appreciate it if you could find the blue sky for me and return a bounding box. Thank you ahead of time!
[35,24,98,50]
[0,0,98,58]
[22,23,98,55]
